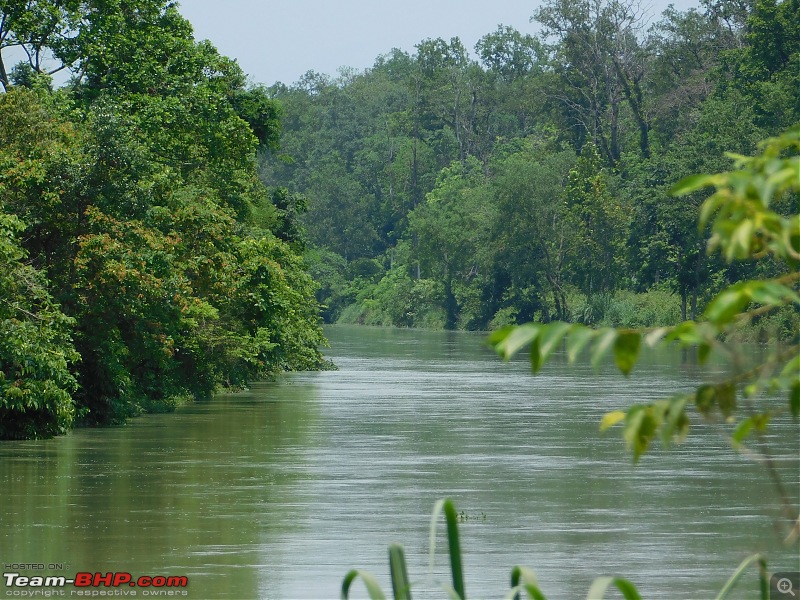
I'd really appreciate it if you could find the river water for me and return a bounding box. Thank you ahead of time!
[1,325,798,599]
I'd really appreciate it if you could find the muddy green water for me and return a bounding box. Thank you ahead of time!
[1,325,798,599]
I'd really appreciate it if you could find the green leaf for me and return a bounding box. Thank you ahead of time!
[698,343,711,365]
[666,321,720,347]
[591,329,617,370]
[716,383,737,419]
[388,543,412,600]
[613,332,641,376]
[661,396,690,446]
[644,327,668,348]
[487,325,515,347]
[671,173,715,196]
[695,384,716,416]
[600,410,626,432]
[428,499,447,574]
[566,325,596,363]
[490,324,540,360]
[537,322,572,363]
[699,193,726,230]
[586,576,642,600]
[530,338,543,374]
[341,570,387,600]
[790,383,799,419]
[522,584,547,600]
[622,407,657,463]
[727,220,754,261]
[704,287,750,325]
[731,418,754,445]
[731,413,769,445]
[781,355,800,378]
[748,280,800,306]
[527,322,572,374]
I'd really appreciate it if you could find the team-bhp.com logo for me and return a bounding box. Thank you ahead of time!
[4,572,188,597]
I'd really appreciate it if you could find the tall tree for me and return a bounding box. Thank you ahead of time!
[533,0,652,163]
[490,144,577,321]
[407,157,492,328]
[562,143,629,295]
[475,26,550,149]
[0,0,80,90]
[645,7,725,143]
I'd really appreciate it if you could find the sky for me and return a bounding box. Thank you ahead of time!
[177,0,701,87]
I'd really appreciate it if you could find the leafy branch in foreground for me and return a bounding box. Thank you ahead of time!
[490,127,800,473]
[341,498,768,600]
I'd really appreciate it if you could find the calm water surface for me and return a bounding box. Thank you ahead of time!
[1,325,798,599]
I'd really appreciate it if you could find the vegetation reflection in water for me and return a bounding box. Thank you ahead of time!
[0,388,320,600]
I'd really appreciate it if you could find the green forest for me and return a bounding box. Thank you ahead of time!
[0,1,327,439]
[263,0,799,334]
[1,0,798,441]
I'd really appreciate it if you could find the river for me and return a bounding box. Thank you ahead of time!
[1,325,798,599]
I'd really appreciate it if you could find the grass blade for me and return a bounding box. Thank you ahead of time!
[428,499,447,575]
[341,569,387,600]
[715,553,767,600]
[440,583,466,600]
[586,576,642,600]
[443,499,466,599]
[427,499,466,599]
[509,566,547,600]
[388,543,412,600]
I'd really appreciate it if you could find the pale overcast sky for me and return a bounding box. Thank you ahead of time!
[177,0,701,87]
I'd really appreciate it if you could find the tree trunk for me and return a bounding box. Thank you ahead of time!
[444,278,457,329]
[412,78,422,210]
[453,85,465,164]
[612,58,650,158]
[0,54,8,91]
[610,98,620,163]
[680,287,687,322]
[691,250,701,320]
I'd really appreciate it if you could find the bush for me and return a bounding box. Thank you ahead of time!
[337,269,447,329]
[488,306,519,330]
[568,288,682,328]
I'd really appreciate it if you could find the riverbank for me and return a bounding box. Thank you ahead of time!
[334,285,799,343]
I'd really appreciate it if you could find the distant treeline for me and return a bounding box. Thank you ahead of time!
[263,0,799,335]
[0,2,326,439]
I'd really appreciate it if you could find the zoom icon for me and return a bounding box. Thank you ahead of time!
[773,572,800,598]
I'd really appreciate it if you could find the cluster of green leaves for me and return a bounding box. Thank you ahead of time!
[491,127,800,464]
[342,498,769,600]
[0,212,79,439]
[264,0,798,333]
[0,2,327,438]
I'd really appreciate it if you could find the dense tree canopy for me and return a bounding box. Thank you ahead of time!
[2,0,798,438]
[0,1,327,438]
[264,0,798,336]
